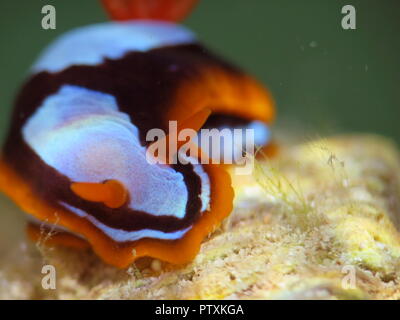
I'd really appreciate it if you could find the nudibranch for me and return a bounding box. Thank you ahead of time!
[0,20,274,268]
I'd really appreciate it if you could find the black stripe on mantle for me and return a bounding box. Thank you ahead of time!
[3,43,239,234]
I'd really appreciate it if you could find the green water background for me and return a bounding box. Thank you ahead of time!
[0,0,399,143]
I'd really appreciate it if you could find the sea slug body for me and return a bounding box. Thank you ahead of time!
[0,21,274,268]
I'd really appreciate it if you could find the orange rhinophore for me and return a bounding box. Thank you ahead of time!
[0,1,275,268]
[101,0,199,22]
[71,180,128,209]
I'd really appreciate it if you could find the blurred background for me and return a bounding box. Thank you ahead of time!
[0,0,399,142]
[0,0,399,259]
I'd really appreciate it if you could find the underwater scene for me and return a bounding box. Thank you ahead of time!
[0,0,399,302]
